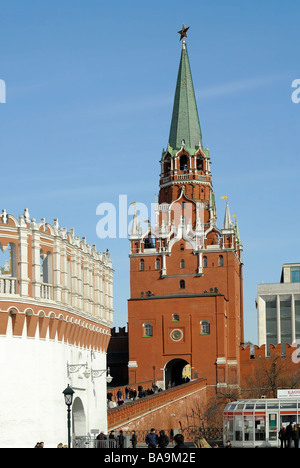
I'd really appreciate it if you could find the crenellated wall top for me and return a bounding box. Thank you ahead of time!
[240,342,297,360]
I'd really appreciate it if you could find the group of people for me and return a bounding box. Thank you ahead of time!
[279,422,300,448]
[34,441,69,448]
[34,441,44,448]
[96,429,127,448]
[144,428,190,449]
[145,429,172,449]
[96,428,189,449]
[107,384,163,408]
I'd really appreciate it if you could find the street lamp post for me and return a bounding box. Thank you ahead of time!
[63,384,75,448]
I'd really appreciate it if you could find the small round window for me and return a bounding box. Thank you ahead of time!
[170,329,183,342]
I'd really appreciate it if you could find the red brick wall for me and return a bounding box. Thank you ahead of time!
[107,378,207,434]
[240,343,299,391]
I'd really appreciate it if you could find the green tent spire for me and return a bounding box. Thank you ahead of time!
[168,42,203,152]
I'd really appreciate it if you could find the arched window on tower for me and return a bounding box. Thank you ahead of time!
[140,259,145,271]
[155,258,160,270]
[179,279,185,289]
[180,154,188,171]
[196,156,203,171]
[180,259,185,269]
[143,322,153,337]
[164,156,171,175]
[0,242,17,278]
[0,242,17,294]
[40,250,52,284]
[144,235,155,249]
[218,255,223,267]
[203,256,208,268]
[200,320,210,335]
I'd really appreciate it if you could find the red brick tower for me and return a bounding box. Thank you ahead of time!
[128,32,244,392]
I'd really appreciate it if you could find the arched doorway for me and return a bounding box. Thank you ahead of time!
[72,397,86,437]
[165,358,189,389]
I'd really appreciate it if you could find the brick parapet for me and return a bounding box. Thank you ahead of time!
[240,343,298,389]
[107,378,207,430]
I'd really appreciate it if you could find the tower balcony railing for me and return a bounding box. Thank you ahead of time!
[40,282,53,301]
[177,173,190,180]
[0,276,17,295]
[161,173,209,184]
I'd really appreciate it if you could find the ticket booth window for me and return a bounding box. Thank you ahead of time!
[255,416,266,441]
[235,416,243,441]
[244,416,254,441]
[268,413,278,441]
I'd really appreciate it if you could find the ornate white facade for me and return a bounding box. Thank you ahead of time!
[0,208,113,447]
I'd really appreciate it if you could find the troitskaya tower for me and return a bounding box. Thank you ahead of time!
[128,26,244,391]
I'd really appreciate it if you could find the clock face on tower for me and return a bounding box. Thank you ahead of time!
[170,329,184,342]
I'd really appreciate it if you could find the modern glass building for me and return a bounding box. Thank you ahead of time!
[223,397,300,447]
[256,263,300,354]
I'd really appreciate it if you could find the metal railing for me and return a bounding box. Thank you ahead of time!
[73,436,130,449]
[73,427,223,448]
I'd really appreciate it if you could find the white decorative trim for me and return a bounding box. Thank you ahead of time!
[227,360,238,366]
[128,360,138,368]
[216,357,226,365]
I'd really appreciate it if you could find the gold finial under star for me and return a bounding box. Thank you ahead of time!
[178,24,190,41]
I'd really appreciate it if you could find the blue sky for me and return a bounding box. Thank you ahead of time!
[1,0,300,344]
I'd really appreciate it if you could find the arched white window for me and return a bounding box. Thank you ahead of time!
[0,242,17,277]
[200,320,210,335]
[40,251,53,284]
[203,256,207,268]
[196,156,203,171]
[155,258,160,270]
[218,255,223,267]
[140,259,145,271]
[143,322,153,337]
[180,259,185,269]
[164,156,171,175]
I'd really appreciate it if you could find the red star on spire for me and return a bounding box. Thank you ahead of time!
[178,24,190,41]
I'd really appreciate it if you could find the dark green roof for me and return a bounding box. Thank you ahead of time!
[168,43,203,151]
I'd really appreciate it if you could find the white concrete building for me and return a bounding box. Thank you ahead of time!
[256,263,300,354]
[0,208,113,448]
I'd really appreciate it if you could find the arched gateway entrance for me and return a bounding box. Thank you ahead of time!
[72,397,86,437]
[165,358,189,388]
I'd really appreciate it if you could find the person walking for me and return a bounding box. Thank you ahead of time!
[118,430,125,449]
[108,430,117,448]
[131,430,137,449]
[158,430,169,448]
[96,431,107,448]
[279,426,287,449]
[173,434,188,449]
[145,428,158,449]
[286,422,293,448]
[293,424,299,448]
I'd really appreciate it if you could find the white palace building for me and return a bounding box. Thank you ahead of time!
[0,208,113,448]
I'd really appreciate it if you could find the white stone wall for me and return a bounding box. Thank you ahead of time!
[0,311,109,448]
[0,210,113,448]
